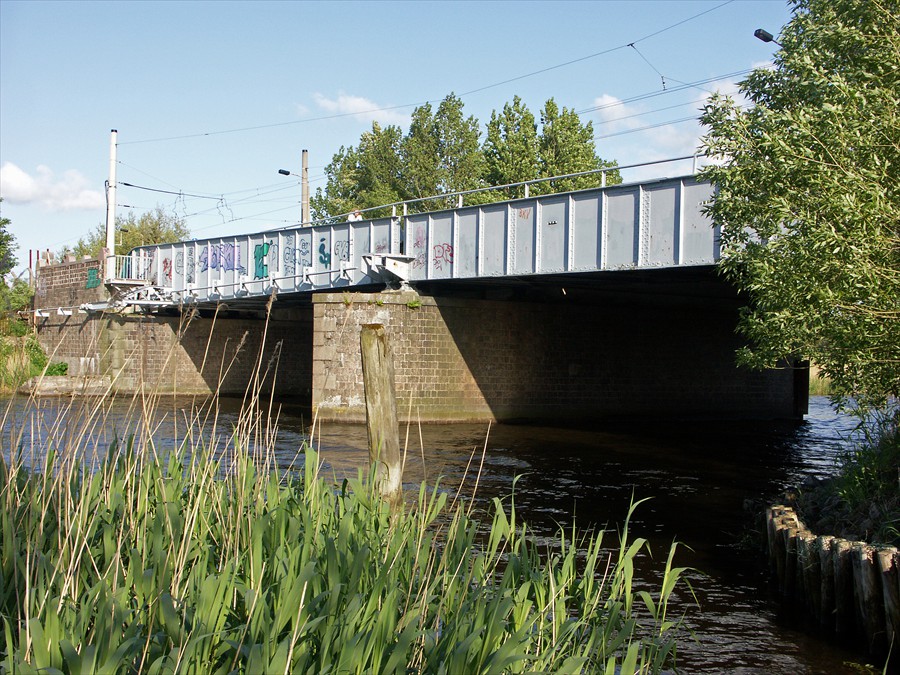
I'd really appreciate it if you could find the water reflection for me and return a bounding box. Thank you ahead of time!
[1,394,868,672]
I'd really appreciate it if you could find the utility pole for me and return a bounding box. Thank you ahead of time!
[302,149,310,224]
[105,129,118,281]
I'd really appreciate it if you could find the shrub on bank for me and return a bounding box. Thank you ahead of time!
[0,319,67,391]
[0,421,687,673]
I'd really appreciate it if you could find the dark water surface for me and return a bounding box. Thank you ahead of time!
[2,395,876,673]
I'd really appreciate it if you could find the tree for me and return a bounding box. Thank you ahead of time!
[0,200,32,313]
[538,99,620,193]
[700,0,900,411]
[0,199,16,277]
[483,96,540,198]
[312,123,404,221]
[70,207,190,259]
[401,94,487,209]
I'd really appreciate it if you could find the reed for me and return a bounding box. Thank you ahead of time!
[0,394,688,674]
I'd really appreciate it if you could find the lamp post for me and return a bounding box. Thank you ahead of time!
[278,148,310,224]
[754,28,782,47]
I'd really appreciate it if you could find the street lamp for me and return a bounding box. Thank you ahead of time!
[754,28,782,47]
[277,169,291,176]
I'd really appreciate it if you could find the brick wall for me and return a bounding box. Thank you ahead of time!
[101,309,312,396]
[32,258,108,375]
[312,290,802,423]
[35,260,312,395]
[33,257,107,312]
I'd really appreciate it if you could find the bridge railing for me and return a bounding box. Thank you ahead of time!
[106,252,155,283]
[310,154,704,225]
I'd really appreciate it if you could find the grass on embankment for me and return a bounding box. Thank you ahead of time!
[797,413,900,548]
[0,397,689,674]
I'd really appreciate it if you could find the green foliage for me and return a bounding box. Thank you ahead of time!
[700,0,900,413]
[538,98,621,193]
[798,414,900,547]
[313,93,619,220]
[4,318,28,337]
[66,207,190,259]
[484,95,540,198]
[311,123,406,222]
[0,278,33,313]
[0,404,688,673]
[0,199,16,277]
[401,94,487,208]
[45,361,68,376]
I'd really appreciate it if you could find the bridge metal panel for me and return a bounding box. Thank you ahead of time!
[572,193,602,270]
[681,181,717,264]
[408,215,428,279]
[539,197,568,273]
[457,210,478,277]
[429,213,454,279]
[646,185,678,267]
[481,205,507,276]
[606,189,640,268]
[512,202,535,274]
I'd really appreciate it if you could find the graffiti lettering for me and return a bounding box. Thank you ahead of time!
[333,240,350,262]
[318,238,331,266]
[283,240,313,273]
[411,226,427,269]
[433,242,453,271]
[254,241,275,279]
[199,243,245,274]
[186,247,194,284]
[162,257,173,282]
[374,238,388,254]
[85,268,101,289]
[518,207,532,220]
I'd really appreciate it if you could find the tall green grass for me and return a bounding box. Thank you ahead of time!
[0,395,688,673]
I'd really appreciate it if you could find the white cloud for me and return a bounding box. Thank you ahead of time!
[312,92,410,127]
[0,162,105,211]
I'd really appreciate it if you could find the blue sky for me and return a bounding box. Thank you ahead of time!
[0,0,792,271]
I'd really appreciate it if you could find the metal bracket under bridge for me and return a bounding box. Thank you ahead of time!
[105,170,717,309]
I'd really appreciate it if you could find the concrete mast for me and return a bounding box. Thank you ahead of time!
[105,129,118,280]
[302,148,310,225]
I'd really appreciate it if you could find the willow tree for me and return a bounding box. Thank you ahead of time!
[700,0,900,411]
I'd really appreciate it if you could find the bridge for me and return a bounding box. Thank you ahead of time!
[34,160,807,423]
[104,168,717,308]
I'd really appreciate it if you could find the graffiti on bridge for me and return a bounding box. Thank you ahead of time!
[199,243,245,275]
[254,241,277,279]
[85,268,101,289]
[433,243,453,271]
[283,239,312,274]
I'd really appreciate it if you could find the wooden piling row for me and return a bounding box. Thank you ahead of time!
[766,504,899,656]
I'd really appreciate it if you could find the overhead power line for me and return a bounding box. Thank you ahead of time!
[121,0,736,145]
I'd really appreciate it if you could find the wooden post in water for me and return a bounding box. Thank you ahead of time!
[360,324,402,506]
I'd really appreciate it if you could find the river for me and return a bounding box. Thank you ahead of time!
[1,394,875,673]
